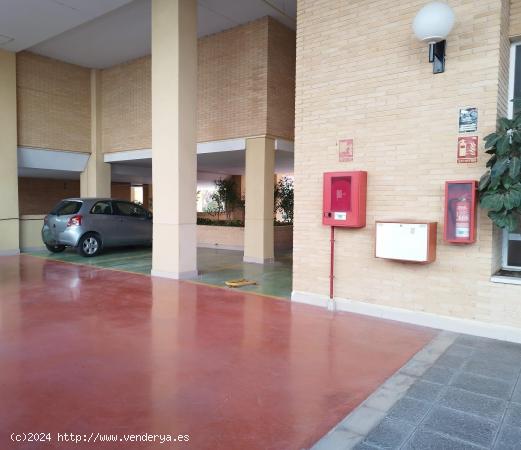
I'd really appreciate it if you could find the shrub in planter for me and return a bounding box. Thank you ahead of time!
[196,218,244,227]
[197,217,215,226]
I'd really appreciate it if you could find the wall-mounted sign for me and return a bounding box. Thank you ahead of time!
[339,139,353,162]
[459,107,478,133]
[457,136,478,163]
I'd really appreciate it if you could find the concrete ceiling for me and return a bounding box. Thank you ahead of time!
[110,149,294,178]
[0,0,296,68]
[0,0,133,52]
[197,150,294,175]
[112,150,293,175]
[19,149,294,184]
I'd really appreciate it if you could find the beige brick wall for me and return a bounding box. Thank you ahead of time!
[101,57,151,153]
[19,215,46,250]
[294,0,521,327]
[274,224,293,251]
[197,224,292,250]
[198,17,270,142]
[511,0,521,37]
[200,16,295,141]
[18,177,80,215]
[18,178,134,214]
[111,182,131,201]
[100,17,296,152]
[267,18,296,140]
[197,225,244,250]
[17,52,91,153]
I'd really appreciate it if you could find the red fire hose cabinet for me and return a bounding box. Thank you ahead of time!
[323,171,367,228]
[444,180,477,244]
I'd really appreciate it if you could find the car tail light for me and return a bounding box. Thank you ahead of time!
[67,215,83,227]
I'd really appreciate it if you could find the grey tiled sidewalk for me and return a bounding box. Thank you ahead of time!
[313,332,521,450]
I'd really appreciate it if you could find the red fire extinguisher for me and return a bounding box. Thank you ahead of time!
[454,197,470,239]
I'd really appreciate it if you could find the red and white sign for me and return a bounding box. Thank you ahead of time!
[339,139,353,162]
[457,136,478,164]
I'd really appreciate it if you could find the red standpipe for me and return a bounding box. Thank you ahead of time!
[329,226,335,300]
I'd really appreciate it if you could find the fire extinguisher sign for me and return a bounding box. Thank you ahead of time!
[457,136,478,164]
[338,139,354,162]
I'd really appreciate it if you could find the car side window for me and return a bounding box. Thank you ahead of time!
[90,201,112,215]
[113,201,147,218]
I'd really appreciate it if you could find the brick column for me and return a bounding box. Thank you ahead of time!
[0,50,19,255]
[81,69,111,197]
[150,0,198,279]
[244,136,275,263]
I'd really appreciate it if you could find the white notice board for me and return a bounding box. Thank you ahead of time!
[375,222,429,262]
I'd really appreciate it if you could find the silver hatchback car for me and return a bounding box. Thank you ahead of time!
[42,198,153,257]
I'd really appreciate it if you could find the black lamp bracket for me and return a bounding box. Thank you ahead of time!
[428,40,446,74]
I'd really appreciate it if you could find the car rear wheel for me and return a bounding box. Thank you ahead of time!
[77,233,102,257]
[45,243,66,253]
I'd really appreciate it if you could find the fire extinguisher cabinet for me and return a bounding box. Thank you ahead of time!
[444,180,478,244]
[323,171,367,227]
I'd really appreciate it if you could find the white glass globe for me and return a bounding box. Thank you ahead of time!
[413,2,455,44]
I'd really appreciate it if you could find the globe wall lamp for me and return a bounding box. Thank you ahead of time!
[413,2,455,74]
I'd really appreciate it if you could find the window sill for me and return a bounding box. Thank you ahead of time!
[491,270,521,285]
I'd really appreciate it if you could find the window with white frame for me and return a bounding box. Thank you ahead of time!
[504,42,521,269]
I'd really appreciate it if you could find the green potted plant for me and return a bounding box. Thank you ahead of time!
[274,177,294,224]
[479,105,521,231]
[210,178,242,223]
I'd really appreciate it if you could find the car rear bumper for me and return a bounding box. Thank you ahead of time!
[42,225,83,247]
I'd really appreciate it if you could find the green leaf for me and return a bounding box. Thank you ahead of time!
[478,172,491,191]
[490,157,510,185]
[496,136,511,156]
[514,116,521,128]
[510,156,521,179]
[486,154,497,168]
[487,210,503,220]
[504,190,518,210]
[499,117,514,131]
[505,213,518,232]
[484,133,501,149]
[512,188,521,206]
[484,131,497,141]
[488,210,507,228]
[480,192,504,211]
[503,176,514,190]
[487,210,519,230]
[489,177,501,190]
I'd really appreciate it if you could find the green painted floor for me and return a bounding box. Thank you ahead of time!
[26,247,293,299]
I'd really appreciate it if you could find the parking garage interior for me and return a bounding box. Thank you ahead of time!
[12,1,296,298]
[6,1,521,449]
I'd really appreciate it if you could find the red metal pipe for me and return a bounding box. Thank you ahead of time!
[329,226,335,300]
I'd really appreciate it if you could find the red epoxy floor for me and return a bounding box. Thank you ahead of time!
[0,255,435,449]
